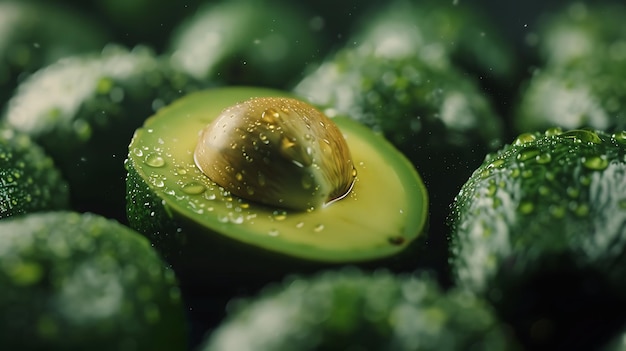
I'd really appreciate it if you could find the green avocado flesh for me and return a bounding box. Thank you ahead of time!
[200,268,519,351]
[0,211,187,351]
[126,87,427,266]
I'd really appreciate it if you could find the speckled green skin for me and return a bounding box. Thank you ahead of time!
[2,45,207,222]
[514,2,626,134]
[0,211,188,351]
[449,129,626,350]
[0,124,69,219]
[200,267,520,351]
[0,1,110,110]
[166,0,322,89]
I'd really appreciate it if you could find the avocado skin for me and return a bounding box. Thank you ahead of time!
[199,267,520,351]
[0,125,69,219]
[125,160,427,297]
[449,129,626,350]
[167,0,323,89]
[514,2,626,134]
[3,45,207,222]
[0,1,110,110]
[0,211,188,351]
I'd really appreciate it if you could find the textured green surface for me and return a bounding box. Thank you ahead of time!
[449,128,626,349]
[0,124,69,219]
[0,211,188,350]
[0,0,110,108]
[514,2,626,134]
[200,267,519,351]
[3,44,206,221]
[167,0,322,88]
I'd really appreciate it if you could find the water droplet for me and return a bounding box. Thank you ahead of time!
[301,175,313,189]
[566,186,579,198]
[204,192,217,201]
[583,155,609,171]
[235,172,244,181]
[268,229,279,236]
[550,205,566,218]
[518,201,534,214]
[181,182,206,195]
[132,148,144,157]
[559,130,602,144]
[145,153,165,168]
[246,186,255,196]
[535,153,552,164]
[574,203,589,217]
[313,224,325,232]
[517,147,540,161]
[544,127,563,137]
[262,108,281,124]
[296,222,304,229]
[612,131,626,144]
[513,133,537,145]
[272,210,287,221]
[229,212,245,224]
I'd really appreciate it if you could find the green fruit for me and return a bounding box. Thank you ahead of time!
[0,211,188,350]
[199,267,519,351]
[0,0,110,109]
[351,0,519,84]
[166,0,323,88]
[0,124,69,219]
[293,35,504,275]
[449,128,626,349]
[3,44,206,222]
[514,2,626,134]
[125,86,428,294]
[533,2,626,67]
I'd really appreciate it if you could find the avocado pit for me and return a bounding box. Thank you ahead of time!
[193,96,356,211]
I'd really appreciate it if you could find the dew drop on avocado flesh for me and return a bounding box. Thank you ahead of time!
[193,97,357,211]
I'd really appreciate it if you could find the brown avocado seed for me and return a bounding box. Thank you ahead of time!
[194,96,356,211]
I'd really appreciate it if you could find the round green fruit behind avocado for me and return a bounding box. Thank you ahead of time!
[2,44,207,222]
[125,87,428,295]
[199,267,520,351]
[449,128,626,350]
[0,124,69,219]
[0,211,188,351]
[514,2,626,135]
[0,0,110,109]
[166,0,324,89]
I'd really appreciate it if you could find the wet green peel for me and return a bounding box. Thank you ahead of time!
[126,87,428,263]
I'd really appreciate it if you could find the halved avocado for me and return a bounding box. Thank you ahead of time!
[125,87,428,294]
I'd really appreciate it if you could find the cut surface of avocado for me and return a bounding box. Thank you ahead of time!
[126,87,427,264]
[0,211,188,350]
